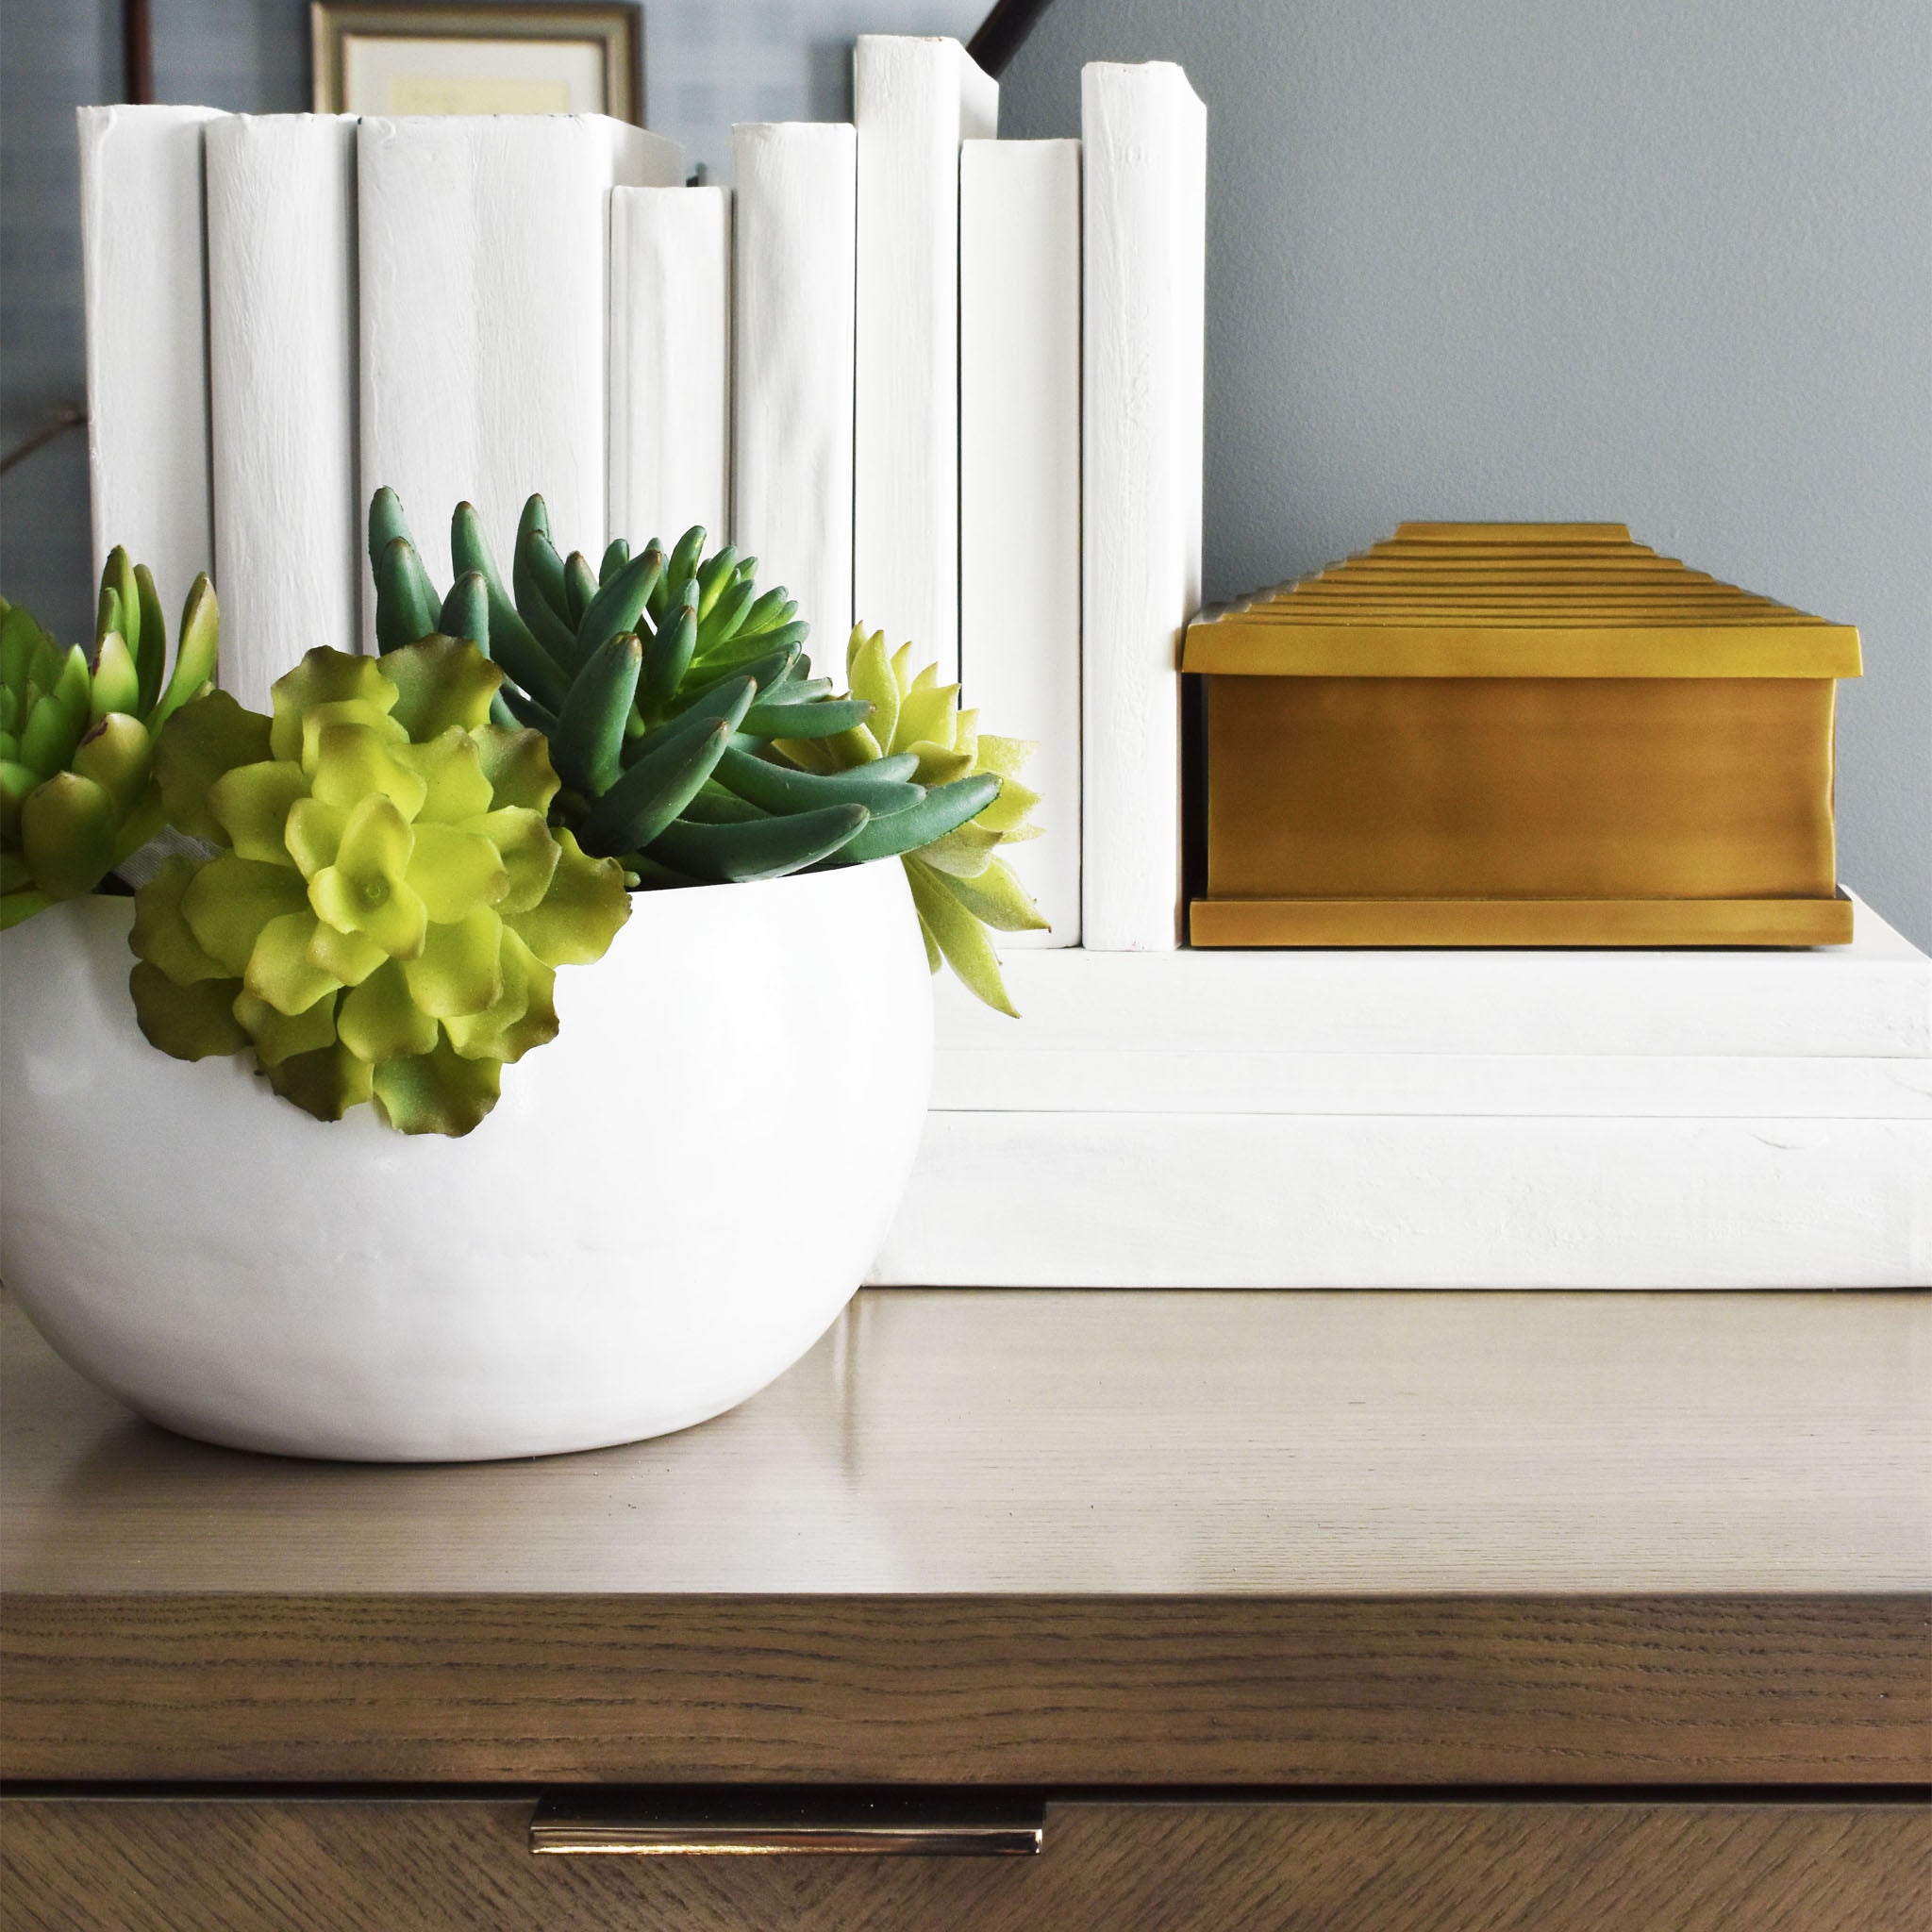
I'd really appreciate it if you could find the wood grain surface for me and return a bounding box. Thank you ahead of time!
[6,1291,1927,1594]
[6,1594,1926,1786]
[4,1289,1927,1787]
[5,1795,1927,1932]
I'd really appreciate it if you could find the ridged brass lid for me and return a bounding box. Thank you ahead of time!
[1183,524,1862,678]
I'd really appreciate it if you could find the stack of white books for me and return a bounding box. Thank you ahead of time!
[873,893,1932,1288]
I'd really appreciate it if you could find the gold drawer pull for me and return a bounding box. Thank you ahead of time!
[529,1791,1043,1857]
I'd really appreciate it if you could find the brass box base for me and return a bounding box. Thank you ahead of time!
[1190,892,1855,949]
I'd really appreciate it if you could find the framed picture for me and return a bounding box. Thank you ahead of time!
[311,3,643,123]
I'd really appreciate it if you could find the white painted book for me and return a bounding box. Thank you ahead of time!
[357,114,682,633]
[853,36,998,682]
[206,115,360,708]
[732,122,857,652]
[869,896,1932,1291]
[77,105,225,631]
[959,138,1081,945]
[1079,62,1207,952]
[874,1109,1931,1290]
[608,185,731,550]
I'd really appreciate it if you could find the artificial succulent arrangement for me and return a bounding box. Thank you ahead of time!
[366,491,1046,1013]
[4,495,1044,1137]
[1,551,217,928]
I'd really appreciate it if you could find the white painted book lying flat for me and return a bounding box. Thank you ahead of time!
[870,894,1932,1289]
[852,35,997,683]
[1079,62,1206,953]
[78,105,225,630]
[959,138,1081,946]
[874,1111,1930,1289]
[357,114,682,632]
[930,895,1932,1061]
[609,185,731,548]
[206,114,360,708]
[732,123,857,649]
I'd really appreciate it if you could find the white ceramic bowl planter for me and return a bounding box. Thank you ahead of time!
[0,860,932,1461]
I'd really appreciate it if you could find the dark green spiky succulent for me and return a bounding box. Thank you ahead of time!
[1,551,218,929]
[367,490,1041,1010]
[127,638,628,1136]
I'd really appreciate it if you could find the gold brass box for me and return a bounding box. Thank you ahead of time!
[1183,524,1860,947]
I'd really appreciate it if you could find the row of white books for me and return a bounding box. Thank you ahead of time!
[76,39,1208,954]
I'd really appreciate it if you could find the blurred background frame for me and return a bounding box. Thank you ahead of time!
[310,3,645,124]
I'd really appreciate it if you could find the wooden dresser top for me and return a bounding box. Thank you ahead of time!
[6,1288,1926,1597]
[5,1288,1927,1785]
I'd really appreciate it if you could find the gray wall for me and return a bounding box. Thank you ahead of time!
[1002,0,1932,946]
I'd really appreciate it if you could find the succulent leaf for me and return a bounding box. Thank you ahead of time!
[563,551,599,626]
[129,855,229,983]
[384,631,502,741]
[438,573,491,656]
[155,689,269,842]
[21,771,118,899]
[372,1036,501,1138]
[905,856,1019,1019]
[129,960,252,1059]
[132,564,169,714]
[267,1042,374,1122]
[184,854,310,974]
[90,631,142,724]
[405,726,496,824]
[270,650,397,759]
[448,501,571,710]
[243,909,343,1017]
[374,536,442,654]
[208,759,308,866]
[232,987,340,1066]
[71,713,155,819]
[506,826,628,965]
[337,958,441,1062]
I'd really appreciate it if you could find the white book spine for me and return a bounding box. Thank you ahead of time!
[206,115,359,709]
[77,105,224,632]
[853,36,997,682]
[959,138,1081,946]
[874,1111,1932,1290]
[1079,62,1207,952]
[357,115,683,634]
[608,185,732,549]
[732,122,857,654]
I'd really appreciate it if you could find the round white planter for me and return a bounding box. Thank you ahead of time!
[0,862,932,1461]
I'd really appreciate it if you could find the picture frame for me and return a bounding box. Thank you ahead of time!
[310,2,643,124]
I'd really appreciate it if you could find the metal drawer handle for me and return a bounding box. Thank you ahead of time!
[529,1791,1043,1857]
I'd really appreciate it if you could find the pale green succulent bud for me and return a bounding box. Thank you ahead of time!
[0,553,218,929]
[129,637,629,1137]
[772,626,1047,1016]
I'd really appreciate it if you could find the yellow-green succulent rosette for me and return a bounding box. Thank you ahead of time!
[779,626,1047,1016]
[128,638,628,1136]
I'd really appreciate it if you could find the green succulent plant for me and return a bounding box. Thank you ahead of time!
[367,490,1040,1010]
[780,628,1046,1016]
[1,552,218,929]
[127,638,629,1136]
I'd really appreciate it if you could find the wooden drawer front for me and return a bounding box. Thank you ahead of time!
[4,1795,1926,1932]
